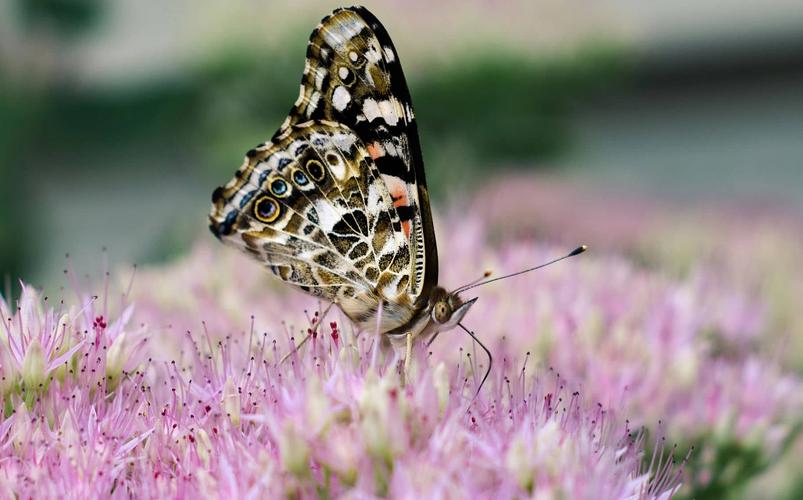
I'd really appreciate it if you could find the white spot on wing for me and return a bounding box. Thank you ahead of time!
[293,84,306,106]
[383,46,395,62]
[266,154,289,170]
[383,141,399,156]
[365,47,382,64]
[306,91,321,115]
[363,98,400,126]
[322,19,363,49]
[314,67,326,89]
[338,66,349,79]
[332,132,357,152]
[405,103,415,120]
[332,86,351,111]
[288,139,306,153]
[329,154,347,180]
[315,201,341,232]
[378,235,399,258]
[367,183,386,216]
[381,281,400,299]
[363,99,380,122]
[280,116,292,130]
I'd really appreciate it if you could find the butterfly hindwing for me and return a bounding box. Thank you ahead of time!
[210,121,420,331]
[280,6,438,302]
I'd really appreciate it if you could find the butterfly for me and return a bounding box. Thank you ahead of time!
[208,6,585,384]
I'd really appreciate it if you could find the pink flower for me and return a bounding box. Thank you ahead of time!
[127,191,800,497]
[0,278,681,498]
[6,176,799,497]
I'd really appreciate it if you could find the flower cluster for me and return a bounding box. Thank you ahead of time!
[2,176,800,497]
[0,282,678,498]
[127,198,802,498]
[474,175,803,368]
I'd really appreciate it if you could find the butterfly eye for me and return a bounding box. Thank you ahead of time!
[254,196,280,223]
[306,160,326,181]
[271,179,289,197]
[293,169,310,186]
[433,301,451,324]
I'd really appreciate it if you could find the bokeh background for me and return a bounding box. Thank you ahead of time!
[3,0,802,287]
[1,0,803,497]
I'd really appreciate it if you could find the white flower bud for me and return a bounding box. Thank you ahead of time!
[195,428,213,468]
[358,374,395,464]
[222,377,241,427]
[306,378,330,432]
[278,422,310,478]
[433,362,449,415]
[22,340,46,390]
[338,344,361,369]
[106,331,129,388]
[505,435,533,494]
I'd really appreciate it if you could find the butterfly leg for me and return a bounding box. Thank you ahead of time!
[279,301,335,365]
[403,331,413,387]
[370,301,384,371]
[425,331,441,348]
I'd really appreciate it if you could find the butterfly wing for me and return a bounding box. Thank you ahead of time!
[279,6,438,303]
[210,121,419,332]
[209,7,437,332]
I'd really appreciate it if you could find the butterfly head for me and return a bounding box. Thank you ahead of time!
[429,287,477,331]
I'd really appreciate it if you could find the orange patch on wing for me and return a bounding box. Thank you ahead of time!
[366,142,385,160]
[389,185,409,208]
[388,183,412,237]
[400,220,411,237]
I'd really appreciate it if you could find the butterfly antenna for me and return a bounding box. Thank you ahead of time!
[459,323,492,402]
[454,245,587,295]
[451,270,492,295]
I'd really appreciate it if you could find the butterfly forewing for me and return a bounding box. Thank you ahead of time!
[281,7,437,301]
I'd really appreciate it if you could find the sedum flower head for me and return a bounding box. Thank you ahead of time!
[5,178,801,497]
[128,196,801,498]
[0,278,680,498]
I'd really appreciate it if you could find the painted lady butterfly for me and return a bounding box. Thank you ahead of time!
[209,6,585,380]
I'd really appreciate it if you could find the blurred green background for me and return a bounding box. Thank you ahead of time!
[1,0,802,289]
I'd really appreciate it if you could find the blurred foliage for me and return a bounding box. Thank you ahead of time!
[414,47,628,195]
[683,441,768,500]
[1,0,106,299]
[416,48,627,162]
[0,83,38,300]
[784,479,803,500]
[664,422,803,500]
[13,0,104,37]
